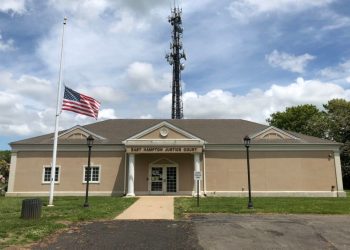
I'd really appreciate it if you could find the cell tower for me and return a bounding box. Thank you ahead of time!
[166,6,186,119]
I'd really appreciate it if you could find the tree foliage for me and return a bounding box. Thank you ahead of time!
[266,104,324,137]
[267,99,350,188]
[0,151,11,183]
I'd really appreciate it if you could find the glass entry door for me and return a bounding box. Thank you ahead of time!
[150,165,177,194]
[166,167,177,193]
[151,167,163,193]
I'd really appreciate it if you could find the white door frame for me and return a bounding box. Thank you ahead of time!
[148,164,179,194]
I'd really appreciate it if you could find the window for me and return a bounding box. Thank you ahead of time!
[42,166,60,183]
[83,166,101,183]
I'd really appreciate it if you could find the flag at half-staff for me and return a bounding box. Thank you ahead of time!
[62,86,100,119]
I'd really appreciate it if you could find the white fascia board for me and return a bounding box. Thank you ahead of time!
[123,121,205,142]
[11,144,125,152]
[205,143,340,151]
[56,125,106,140]
[124,139,205,146]
[250,126,301,140]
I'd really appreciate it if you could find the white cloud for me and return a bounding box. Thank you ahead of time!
[77,85,127,104]
[158,77,350,123]
[0,72,103,136]
[36,8,166,91]
[126,62,171,92]
[98,108,117,119]
[140,114,153,119]
[266,50,315,73]
[48,0,110,21]
[320,9,350,31]
[0,0,26,14]
[0,34,15,52]
[0,72,55,105]
[319,60,350,83]
[109,11,150,33]
[228,0,333,21]
[15,75,52,99]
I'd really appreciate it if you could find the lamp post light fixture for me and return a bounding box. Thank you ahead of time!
[84,135,94,208]
[244,135,253,209]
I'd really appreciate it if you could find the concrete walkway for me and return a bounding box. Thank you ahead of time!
[115,196,174,220]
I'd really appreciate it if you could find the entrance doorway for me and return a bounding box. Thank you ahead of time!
[149,165,178,194]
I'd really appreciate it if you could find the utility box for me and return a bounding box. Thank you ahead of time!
[21,199,42,219]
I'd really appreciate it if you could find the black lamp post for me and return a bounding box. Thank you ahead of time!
[84,135,94,208]
[244,135,253,209]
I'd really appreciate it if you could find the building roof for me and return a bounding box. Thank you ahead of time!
[10,119,339,146]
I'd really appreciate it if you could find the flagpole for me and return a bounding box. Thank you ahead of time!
[49,17,67,206]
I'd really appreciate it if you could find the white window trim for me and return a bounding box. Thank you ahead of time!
[42,165,61,184]
[82,164,101,184]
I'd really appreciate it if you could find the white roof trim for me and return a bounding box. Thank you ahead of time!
[123,121,205,143]
[56,125,106,140]
[150,157,178,165]
[250,126,301,140]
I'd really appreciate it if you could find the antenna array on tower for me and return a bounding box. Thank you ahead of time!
[166,7,186,119]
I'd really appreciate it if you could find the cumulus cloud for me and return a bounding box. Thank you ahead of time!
[77,85,127,104]
[126,62,171,92]
[158,77,350,123]
[266,50,315,73]
[0,72,111,137]
[0,34,15,52]
[36,5,167,93]
[0,0,26,14]
[228,0,333,21]
[98,108,117,119]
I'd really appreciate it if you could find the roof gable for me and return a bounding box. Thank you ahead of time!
[125,121,204,141]
[251,126,301,141]
[58,125,106,140]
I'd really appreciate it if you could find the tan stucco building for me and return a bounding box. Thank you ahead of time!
[6,119,346,197]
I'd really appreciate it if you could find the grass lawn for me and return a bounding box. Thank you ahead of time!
[175,191,350,219]
[0,196,136,248]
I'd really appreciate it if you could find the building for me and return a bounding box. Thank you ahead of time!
[6,119,346,197]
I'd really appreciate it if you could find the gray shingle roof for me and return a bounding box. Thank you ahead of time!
[10,119,339,146]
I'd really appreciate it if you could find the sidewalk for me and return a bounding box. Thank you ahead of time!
[115,196,174,220]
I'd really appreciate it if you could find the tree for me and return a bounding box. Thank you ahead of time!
[0,150,10,163]
[323,99,350,188]
[0,151,11,183]
[267,99,350,188]
[266,104,324,137]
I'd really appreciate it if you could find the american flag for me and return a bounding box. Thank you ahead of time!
[62,86,100,119]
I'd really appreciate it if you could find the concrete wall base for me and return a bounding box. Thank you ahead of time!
[5,191,124,197]
[204,191,347,197]
[5,190,346,197]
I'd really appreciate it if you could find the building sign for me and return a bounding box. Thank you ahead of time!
[194,171,202,181]
[126,146,202,153]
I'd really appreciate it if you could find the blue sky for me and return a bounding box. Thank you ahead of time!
[0,0,350,149]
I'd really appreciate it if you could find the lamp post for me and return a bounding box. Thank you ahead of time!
[244,135,253,209]
[84,135,94,208]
